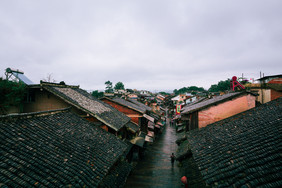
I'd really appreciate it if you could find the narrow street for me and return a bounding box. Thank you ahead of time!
[125,117,184,188]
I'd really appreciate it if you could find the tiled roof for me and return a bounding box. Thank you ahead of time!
[181,97,207,112]
[186,97,282,187]
[176,132,207,187]
[268,83,282,91]
[179,157,207,188]
[100,160,132,188]
[0,109,130,187]
[148,121,155,130]
[130,136,145,148]
[257,74,282,81]
[149,112,160,121]
[125,121,140,133]
[42,83,130,131]
[176,139,192,161]
[127,98,152,111]
[111,98,146,114]
[175,132,187,145]
[176,123,185,133]
[181,92,249,114]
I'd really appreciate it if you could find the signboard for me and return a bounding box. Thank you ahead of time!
[176,105,181,115]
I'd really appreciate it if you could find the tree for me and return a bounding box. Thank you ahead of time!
[105,80,113,93]
[159,91,170,96]
[208,84,218,92]
[208,79,231,92]
[0,78,26,114]
[187,86,205,92]
[91,90,104,99]
[126,88,134,93]
[173,86,206,95]
[114,82,125,90]
[42,73,56,82]
[151,98,158,103]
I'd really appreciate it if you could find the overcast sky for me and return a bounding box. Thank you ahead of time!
[1,0,281,92]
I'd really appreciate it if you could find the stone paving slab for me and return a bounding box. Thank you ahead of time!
[125,118,184,187]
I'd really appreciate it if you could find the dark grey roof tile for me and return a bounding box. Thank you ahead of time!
[112,98,146,114]
[100,160,132,188]
[0,109,130,187]
[185,97,282,187]
[43,84,130,131]
[127,98,152,111]
[126,121,140,133]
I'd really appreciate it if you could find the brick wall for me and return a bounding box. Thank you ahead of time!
[268,78,282,101]
[268,78,282,84]
[271,89,282,100]
[198,94,256,129]
[101,98,142,125]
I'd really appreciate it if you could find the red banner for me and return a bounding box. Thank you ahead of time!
[176,105,181,115]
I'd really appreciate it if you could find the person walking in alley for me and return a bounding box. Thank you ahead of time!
[170,153,176,167]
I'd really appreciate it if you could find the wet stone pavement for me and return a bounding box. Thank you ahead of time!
[125,119,184,188]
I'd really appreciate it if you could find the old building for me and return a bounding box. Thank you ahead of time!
[126,98,164,141]
[101,97,159,147]
[156,94,166,101]
[176,97,282,187]
[245,74,282,104]
[171,94,189,105]
[126,93,138,100]
[0,108,132,187]
[24,81,131,138]
[101,97,147,131]
[127,98,152,112]
[181,92,256,131]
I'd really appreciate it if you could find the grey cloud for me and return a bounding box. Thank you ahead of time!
[0,0,281,91]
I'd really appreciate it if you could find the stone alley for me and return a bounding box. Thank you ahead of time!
[125,117,184,188]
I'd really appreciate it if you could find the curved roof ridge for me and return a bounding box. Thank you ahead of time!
[40,81,79,88]
[0,107,71,121]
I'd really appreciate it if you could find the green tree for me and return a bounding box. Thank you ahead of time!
[0,78,26,114]
[174,86,206,95]
[105,80,113,93]
[187,86,205,92]
[114,81,125,90]
[159,91,170,96]
[126,88,134,93]
[208,84,218,92]
[91,90,104,98]
[208,79,231,92]
[151,98,158,103]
